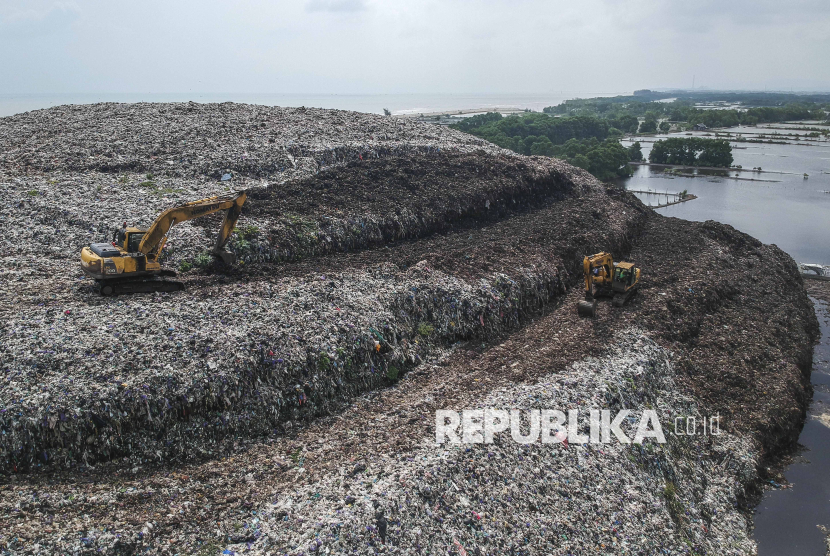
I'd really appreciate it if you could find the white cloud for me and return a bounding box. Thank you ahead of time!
[0,1,80,23]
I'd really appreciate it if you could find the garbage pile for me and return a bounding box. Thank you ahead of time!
[228,332,760,555]
[0,101,508,280]
[0,102,819,554]
[806,279,830,304]
[0,191,642,472]
[0,102,501,180]
[0,325,765,555]
[235,151,588,264]
[627,217,818,455]
[0,103,647,473]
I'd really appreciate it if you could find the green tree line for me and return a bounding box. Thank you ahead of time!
[450,113,640,180]
[547,138,643,181]
[550,89,830,108]
[545,97,827,129]
[648,138,733,167]
[452,112,612,148]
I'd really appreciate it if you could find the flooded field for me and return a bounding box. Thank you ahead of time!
[624,124,830,555]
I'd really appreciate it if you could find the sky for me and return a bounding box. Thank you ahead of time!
[1,0,830,95]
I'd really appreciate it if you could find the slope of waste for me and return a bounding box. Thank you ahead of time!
[236,152,582,264]
[0,102,504,276]
[629,218,818,458]
[0,102,820,555]
[0,230,815,554]
[251,332,758,555]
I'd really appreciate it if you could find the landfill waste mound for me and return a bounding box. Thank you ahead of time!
[0,102,506,285]
[249,332,759,555]
[807,279,830,305]
[628,218,818,458]
[0,102,499,180]
[0,103,820,554]
[0,165,638,471]
[0,103,642,473]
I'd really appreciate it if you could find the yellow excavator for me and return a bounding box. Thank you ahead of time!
[80,191,248,295]
[576,252,641,318]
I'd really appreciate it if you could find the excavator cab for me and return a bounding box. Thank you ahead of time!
[125,230,146,253]
[612,262,639,293]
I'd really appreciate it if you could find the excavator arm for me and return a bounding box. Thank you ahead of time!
[138,191,248,260]
[80,190,249,295]
[583,252,613,296]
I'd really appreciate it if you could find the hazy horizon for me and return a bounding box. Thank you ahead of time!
[2,0,829,95]
[4,88,829,119]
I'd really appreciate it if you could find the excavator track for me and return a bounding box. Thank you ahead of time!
[98,276,184,296]
[612,289,636,307]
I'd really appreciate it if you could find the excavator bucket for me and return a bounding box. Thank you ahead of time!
[577,299,597,318]
[213,250,237,265]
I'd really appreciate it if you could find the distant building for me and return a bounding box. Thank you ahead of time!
[693,123,708,131]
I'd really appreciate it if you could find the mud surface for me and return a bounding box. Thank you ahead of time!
[0,103,819,555]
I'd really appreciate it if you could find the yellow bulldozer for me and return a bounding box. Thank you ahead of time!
[80,191,247,295]
[576,252,641,318]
